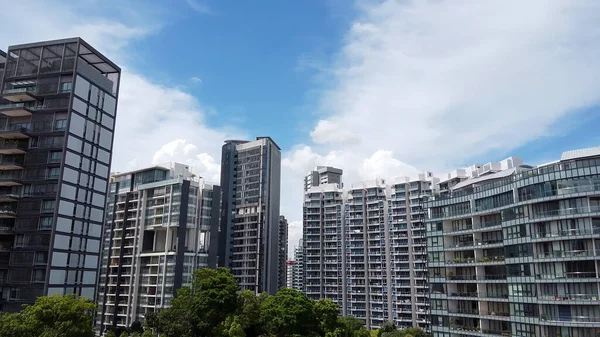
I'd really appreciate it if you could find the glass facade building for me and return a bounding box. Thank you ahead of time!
[427,148,600,337]
[96,163,220,332]
[0,38,119,312]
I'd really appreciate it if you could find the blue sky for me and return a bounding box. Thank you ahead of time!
[2,0,600,254]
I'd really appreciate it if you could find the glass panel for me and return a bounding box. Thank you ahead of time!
[49,269,65,284]
[72,97,87,115]
[60,184,76,200]
[62,167,78,184]
[67,136,82,152]
[53,234,70,249]
[51,252,68,267]
[74,76,90,100]
[99,128,112,150]
[56,217,71,233]
[103,94,116,116]
[97,148,110,164]
[84,254,98,268]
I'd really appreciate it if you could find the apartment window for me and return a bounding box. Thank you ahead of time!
[60,82,72,93]
[32,270,46,283]
[47,167,60,179]
[48,151,62,163]
[9,288,19,300]
[36,252,48,265]
[54,119,67,131]
[39,217,53,230]
[42,200,56,213]
[14,235,24,247]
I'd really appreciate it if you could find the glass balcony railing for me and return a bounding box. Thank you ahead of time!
[539,293,599,301]
[3,87,36,95]
[536,271,597,279]
[540,315,600,323]
[535,250,600,259]
[530,205,600,220]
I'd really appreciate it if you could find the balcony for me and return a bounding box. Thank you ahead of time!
[0,125,30,140]
[0,173,22,187]
[0,140,27,155]
[0,103,34,117]
[0,205,16,218]
[1,87,37,103]
[538,293,599,302]
[0,156,24,171]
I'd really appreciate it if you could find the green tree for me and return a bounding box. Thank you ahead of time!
[236,290,263,336]
[314,299,339,335]
[259,288,318,337]
[105,332,117,337]
[377,322,396,337]
[227,319,246,337]
[146,267,239,337]
[141,330,154,337]
[120,332,129,337]
[0,294,96,337]
[129,320,144,334]
[131,333,141,337]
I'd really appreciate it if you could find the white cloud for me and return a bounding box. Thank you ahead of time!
[282,0,600,250]
[306,0,600,169]
[186,0,213,15]
[0,1,243,182]
[190,76,202,84]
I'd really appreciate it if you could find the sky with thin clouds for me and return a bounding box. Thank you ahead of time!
[3,0,600,256]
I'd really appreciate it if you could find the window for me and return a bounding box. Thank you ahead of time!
[9,288,19,300]
[60,81,72,93]
[48,151,62,163]
[36,252,48,265]
[39,217,52,230]
[54,119,67,131]
[47,167,60,179]
[32,269,45,283]
[42,200,56,213]
[14,235,24,247]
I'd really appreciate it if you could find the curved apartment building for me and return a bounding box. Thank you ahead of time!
[426,148,600,337]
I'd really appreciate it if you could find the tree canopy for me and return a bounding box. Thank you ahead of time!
[144,267,397,337]
[0,294,96,337]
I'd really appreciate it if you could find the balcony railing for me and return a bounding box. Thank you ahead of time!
[536,271,597,279]
[535,250,600,259]
[540,315,600,323]
[539,293,599,301]
[3,87,36,95]
[532,228,600,239]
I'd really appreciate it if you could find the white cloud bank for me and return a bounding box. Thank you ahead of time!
[282,0,600,254]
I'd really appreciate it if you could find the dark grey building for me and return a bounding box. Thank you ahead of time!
[95,163,220,332]
[0,38,119,312]
[214,137,281,294]
[278,215,288,290]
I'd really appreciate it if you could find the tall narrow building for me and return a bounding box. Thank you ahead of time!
[278,215,288,290]
[427,148,600,337]
[344,179,389,328]
[0,38,120,312]
[96,163,220,332]
[304,183,344,307]
[215,137,281,294]
[292,239,304,291]
[388,173,436,329]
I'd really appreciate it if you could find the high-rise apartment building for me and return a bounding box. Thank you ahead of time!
[0,38,119,312]
[292,239,304,291]
[278,215,288,290]
[286,260,294,288]
[304,183,344,306]
[388,174,435,329]
[215,137,281,294]
[96,163,220,332]
[304,166,343,192]
[302,172,436,330]
[426,147,600,337]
